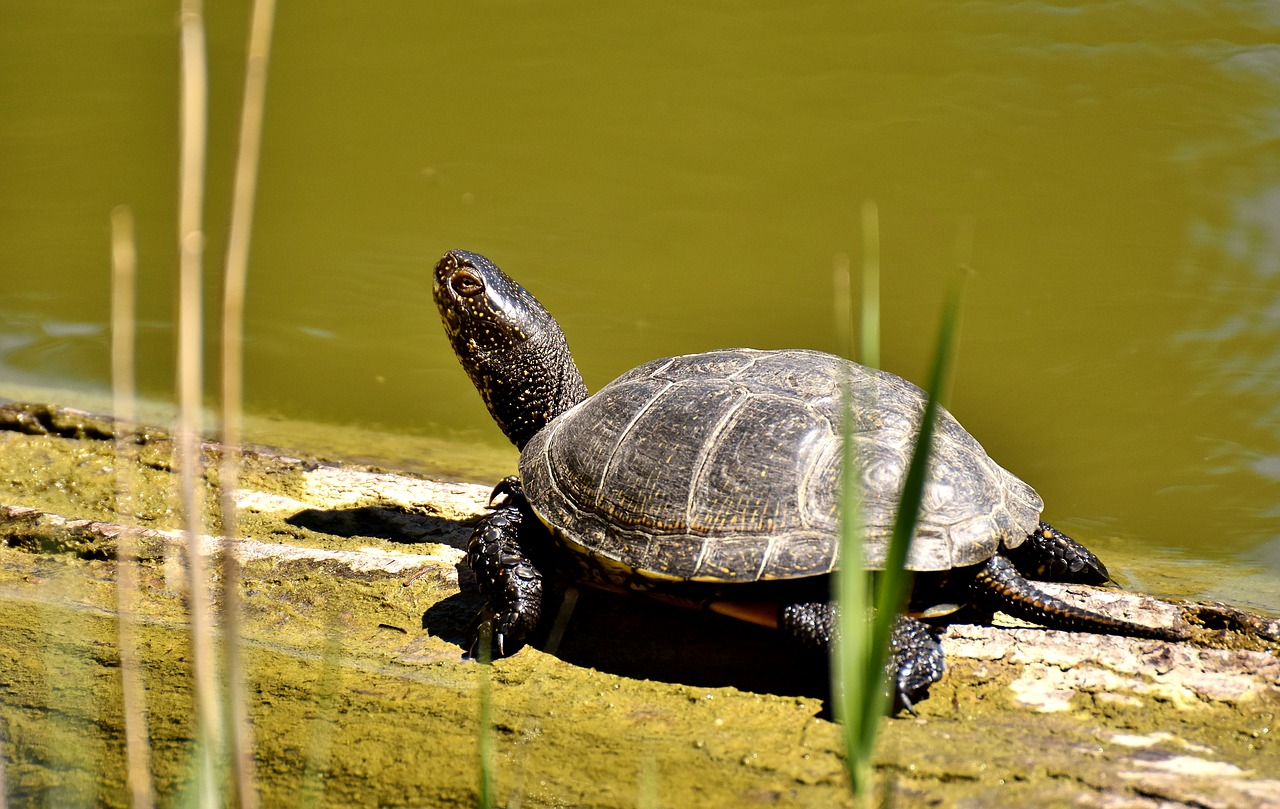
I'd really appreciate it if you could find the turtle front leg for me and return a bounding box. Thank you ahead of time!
[466,479,545,658]
[778,603,945,714]
[887,617,946,714]
[1003,521,1110,585]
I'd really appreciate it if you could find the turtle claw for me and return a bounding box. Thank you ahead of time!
[467,601,531,660]
[895,689,919,718]
[466,620,506,661]
[488,476,523,507]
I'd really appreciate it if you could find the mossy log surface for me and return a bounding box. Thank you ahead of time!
[0,401,1277,808]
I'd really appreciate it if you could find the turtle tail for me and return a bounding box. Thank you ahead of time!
[971,555,1185,642]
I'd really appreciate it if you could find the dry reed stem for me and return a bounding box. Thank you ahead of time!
[832,252,853,360]
[111,205,156,809]
[178,1,222,803]
[0,721,7,809]
[219,0,279,805]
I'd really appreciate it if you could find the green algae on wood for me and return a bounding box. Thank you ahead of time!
[0,401,1277,808]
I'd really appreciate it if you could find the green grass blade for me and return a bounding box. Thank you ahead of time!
[835,258,968,800]
[877,273,966,620]
[298,633,344,809]
[476,631,495,809]
[862,271,968,735]
[834,372,871,794]
[832,250,872,795]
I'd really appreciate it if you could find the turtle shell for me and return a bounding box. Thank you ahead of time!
[519,348,1043,584]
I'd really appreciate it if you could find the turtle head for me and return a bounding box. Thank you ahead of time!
[434,250,538,353]
[433,250,588,450]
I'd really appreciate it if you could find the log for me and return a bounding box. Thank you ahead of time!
[0,400,1276,808]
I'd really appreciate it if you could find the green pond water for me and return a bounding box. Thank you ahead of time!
[1,1,1278,611]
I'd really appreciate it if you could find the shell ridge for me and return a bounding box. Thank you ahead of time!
[795,400,839,532]
[724,349,762,379]
[534,416,572,517]
[648,356,678,379]
[754,535,778,582]
[683,386,752,577]
[593,378,675,510]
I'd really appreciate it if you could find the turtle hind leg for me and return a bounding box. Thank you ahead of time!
[1003,522,1110,585]
[466,488,545,658]
[777,603,945,714]
[971,555,1184,641]
[778,601,834,653]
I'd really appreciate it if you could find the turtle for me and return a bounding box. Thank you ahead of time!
[432,249,1184,710]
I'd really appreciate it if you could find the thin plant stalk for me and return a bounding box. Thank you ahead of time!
[859,200,881,369]
[298,632,343,809]
[863,275,966,717]
[833,218,968,799]
[831,247,875,795]
[218,1,278,805]
[832,253,854,357]
[636,756,658,809]
[477,633,495,809]
[502,587,580,809]
[955,214,976,271]
[111,205,156,809]
[833,373,873,797]
[178,1,222,802]
[832,246,876,798]
[849,281,966,794]
[0,721,8,809]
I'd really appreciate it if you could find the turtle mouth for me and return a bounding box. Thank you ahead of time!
[432,251,466,302]
[432,252,477,331]
[431,281,462,340]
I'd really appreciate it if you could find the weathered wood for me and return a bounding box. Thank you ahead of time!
[0,400,1276,808]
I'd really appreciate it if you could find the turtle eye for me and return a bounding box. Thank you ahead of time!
[450,269,484,298]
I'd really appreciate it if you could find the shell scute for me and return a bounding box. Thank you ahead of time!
[520,348,1043,582]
